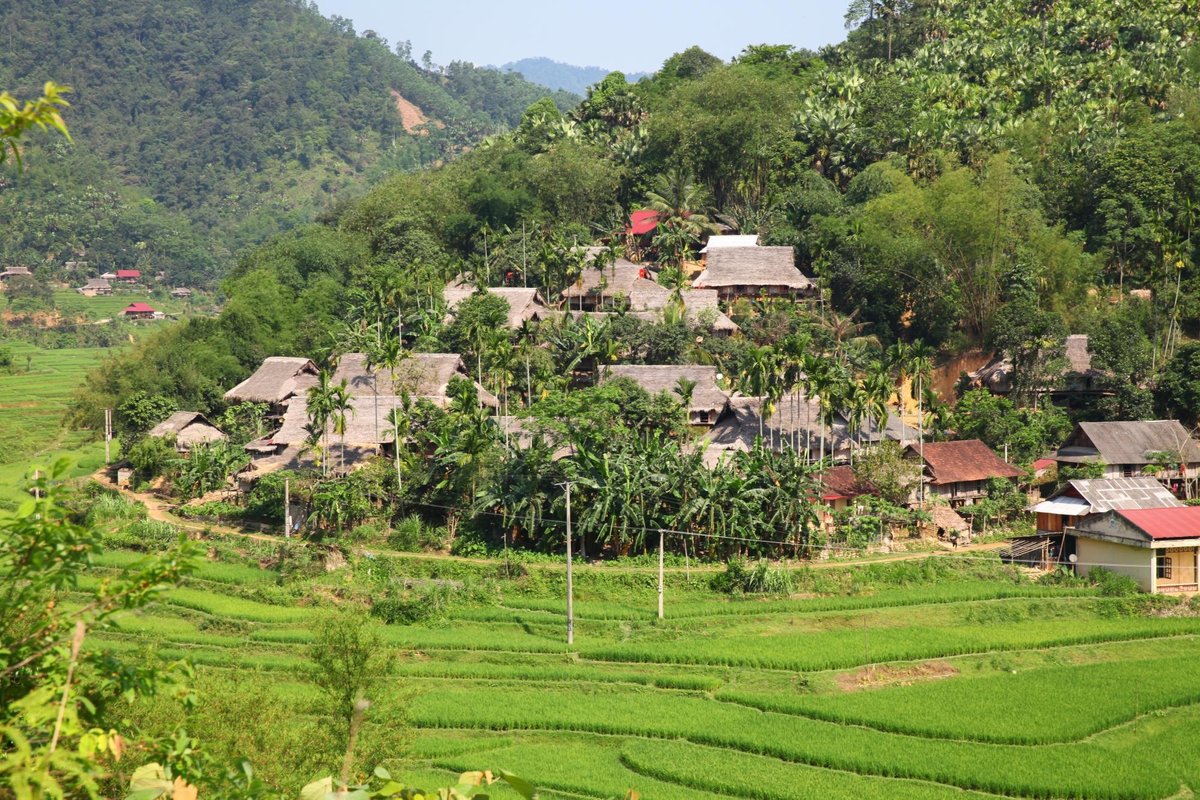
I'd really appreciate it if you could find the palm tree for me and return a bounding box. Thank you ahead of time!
[645,169,716,267]
[306,371,337,478]
[907,340,935,507]
[328,379,353,474]
[674,377,697,429]
[864,363,893,449]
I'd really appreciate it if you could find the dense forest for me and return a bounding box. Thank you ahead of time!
[0,0,574,284]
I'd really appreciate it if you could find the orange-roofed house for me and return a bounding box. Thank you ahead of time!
[905,439,1023,508]
[1071,507,1200,593]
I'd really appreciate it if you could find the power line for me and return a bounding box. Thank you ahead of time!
[387,499,1155,572]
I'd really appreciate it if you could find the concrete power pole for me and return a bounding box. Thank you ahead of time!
[564,481,574,645]
[284,477,291,538]
[657,529,665,620]
[104,408,112,465]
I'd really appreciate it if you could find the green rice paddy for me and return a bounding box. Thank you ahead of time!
[87,550,1200,799]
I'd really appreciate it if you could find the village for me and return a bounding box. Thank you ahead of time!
[84,215,1200,596]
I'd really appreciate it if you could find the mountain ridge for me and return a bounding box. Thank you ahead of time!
[500,57,649,96]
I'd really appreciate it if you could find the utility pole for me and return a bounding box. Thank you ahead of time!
[104,408,112,465]
[284,477,291,538]
[563,481,574,645]
[657,529,665,620]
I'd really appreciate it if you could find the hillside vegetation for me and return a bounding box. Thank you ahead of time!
[0,0,574,284]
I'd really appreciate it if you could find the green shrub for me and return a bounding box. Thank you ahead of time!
[387,515,424,551]
[1089,568,1141,597]
[83,491,148,526]
[177,500,243,521]
[105,519,179,552]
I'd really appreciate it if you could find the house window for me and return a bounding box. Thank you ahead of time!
[1157,554,1173,580]
[1122,465,1136,478]
[698,411,710,425]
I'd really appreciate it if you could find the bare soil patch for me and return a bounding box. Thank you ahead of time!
[390,90,443,134]
[836,660,959,692]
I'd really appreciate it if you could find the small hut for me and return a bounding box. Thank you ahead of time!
[692,247,814,300]
[601,365,730,426]
[148,411,226,453]
[120,302,158,320]
[77,277,113,297]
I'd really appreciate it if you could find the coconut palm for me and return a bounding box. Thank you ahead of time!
[306,371,337,478]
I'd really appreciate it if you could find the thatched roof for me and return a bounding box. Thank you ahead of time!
[703,394,918,467]
[148,411,226,449]
[79,277,111,290]
[332,353,499,408]
[224,357,320,404]
[602,365,730,418]
[700,234,759,253]
[550,289,738,333]
[971,335,1099,394]
[493,416,575,460]
[692,247,812,292]
[561,261,665,302]
[443,285,550,329]
[1056,420,1200,466]
[1,266,33,278]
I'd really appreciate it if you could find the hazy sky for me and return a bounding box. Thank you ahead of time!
[315,1,849,74]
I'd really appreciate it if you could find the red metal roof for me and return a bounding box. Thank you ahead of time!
[1032,458,1056,471]
[627,209,659,236]
[116,269,141,278]
[1116,507,1200,540]
[122,302,156,314]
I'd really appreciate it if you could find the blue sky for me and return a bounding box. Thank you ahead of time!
[316,1,849,74]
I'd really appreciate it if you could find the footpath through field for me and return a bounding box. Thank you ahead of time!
[93,467,1008,573]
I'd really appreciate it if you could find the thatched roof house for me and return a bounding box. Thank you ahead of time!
[224,357,320,407]
[332,353,499,408]
[970,335,1104,399]
[77,277,113,296]
[170,287,193,298]
[601,365,731,425]
[552,289,738,335]
[148,411,226,452]
[561,261,666,311]
[443,285,551,329]
[703,394,918,467]
[692,247,814,299]
[0,266,33,281]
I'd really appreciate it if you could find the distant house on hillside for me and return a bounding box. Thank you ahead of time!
[170,287,193,299]
[0,266,33,283]
[120,302,158,320]
[115,269,141,283]
[692,247,814,300]
[77,277,113,297]
[1054,420,1200,493]
[561,261,665,311]
[1070,507,1200,593]
[443,284,551,329]
[601,365,730,426]
[969,334,1106,405]
[148,411,226,453]
[224,357,320,415]
[905,439,1023,508]
[557,287,739,335]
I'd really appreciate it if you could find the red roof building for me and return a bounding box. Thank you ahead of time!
[1071,506,1200,593]
[121,302,157,319]
[115,269,141,281]
[627,210,659,236]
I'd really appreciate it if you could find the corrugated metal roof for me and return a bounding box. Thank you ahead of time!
[1066,477,1184,512]
[1032,497,1090,516]
[1116,507,1200,540]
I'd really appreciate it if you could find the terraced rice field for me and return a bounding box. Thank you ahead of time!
[86,548,1200,799]
[0,341,117,499]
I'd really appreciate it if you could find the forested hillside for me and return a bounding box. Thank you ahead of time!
[0,0,573,284]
